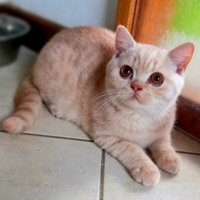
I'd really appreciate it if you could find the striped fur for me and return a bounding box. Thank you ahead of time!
[3,75,42,134]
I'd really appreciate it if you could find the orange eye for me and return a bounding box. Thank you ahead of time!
[149,73,164,87]
[120,65,133,79]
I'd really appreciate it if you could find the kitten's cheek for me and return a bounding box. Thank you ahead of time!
[107,75,120,89]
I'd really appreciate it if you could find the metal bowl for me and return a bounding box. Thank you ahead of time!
[0,14,30,66]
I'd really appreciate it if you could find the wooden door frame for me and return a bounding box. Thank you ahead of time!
[116,0,175,44]
[115,0,140,35]
[115,0,200,142]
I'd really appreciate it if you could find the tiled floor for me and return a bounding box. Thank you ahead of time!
[0,46,200,200]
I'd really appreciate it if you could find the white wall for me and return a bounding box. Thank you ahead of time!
[10,0,118,30]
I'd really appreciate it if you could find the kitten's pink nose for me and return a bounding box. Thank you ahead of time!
[131,84,143,92]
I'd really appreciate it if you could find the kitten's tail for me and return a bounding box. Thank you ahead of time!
[2,75,42,134]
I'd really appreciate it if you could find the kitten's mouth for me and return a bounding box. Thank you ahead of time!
[132,94,141,103]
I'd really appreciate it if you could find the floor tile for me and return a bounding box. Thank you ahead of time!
[0,132,101,200]
[29,105,90,140]
[0,105,14,125]
[104,153,200,200]
[172,129,200,154]
[0,46,37,104]
[0,46,36,124]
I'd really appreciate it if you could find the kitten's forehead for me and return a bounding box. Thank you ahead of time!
[136,44,168,72]
[121,44,168,73]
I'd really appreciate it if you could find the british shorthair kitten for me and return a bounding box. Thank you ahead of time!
[2,25,194,186]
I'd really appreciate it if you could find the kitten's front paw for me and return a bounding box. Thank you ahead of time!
[131,165,160,186]
[156,152,181,174]
[49,105,66,119]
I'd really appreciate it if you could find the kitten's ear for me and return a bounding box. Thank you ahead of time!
[115,25,136,56]
[169,42,195,75]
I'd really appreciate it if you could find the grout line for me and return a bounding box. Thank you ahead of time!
[21,132,93,142]
[0,130,93,142]
[176,150,200,156]
[99,150,105,200]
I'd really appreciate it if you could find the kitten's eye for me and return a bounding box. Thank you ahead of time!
[120,65,133,79]
[149,73,164,87]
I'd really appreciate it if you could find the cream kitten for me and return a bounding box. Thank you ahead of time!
[2,25,194,186]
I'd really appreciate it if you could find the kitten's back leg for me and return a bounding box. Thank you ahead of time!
[2,75,42,134]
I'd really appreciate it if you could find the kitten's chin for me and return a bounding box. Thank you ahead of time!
[117,97,142,110]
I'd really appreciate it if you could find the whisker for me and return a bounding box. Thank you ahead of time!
[97,93,128,112]
[91,91,132,103]
[91,91,120,103]
[97,95,120,112]
[100,97,120,111]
